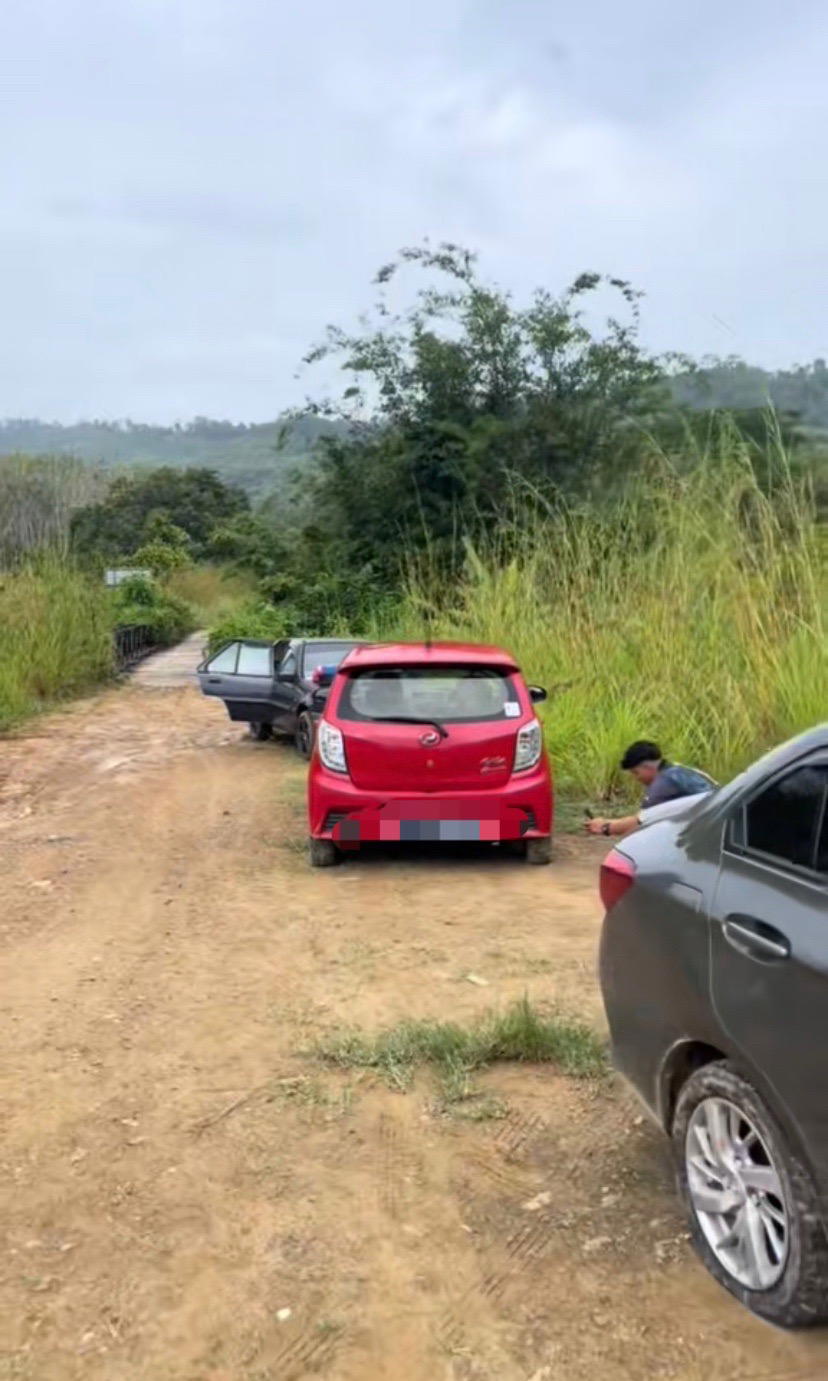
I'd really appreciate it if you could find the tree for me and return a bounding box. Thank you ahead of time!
[0,453,108,564]
[205,512,286,579]
[70,467,248,561]
[291,243,668,582]
[131,511,192,577]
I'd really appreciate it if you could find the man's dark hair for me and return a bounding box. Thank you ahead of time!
[621,740,664,771]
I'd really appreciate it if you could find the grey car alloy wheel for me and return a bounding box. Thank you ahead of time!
[685,1096,788,1290]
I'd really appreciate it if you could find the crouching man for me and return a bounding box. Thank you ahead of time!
[585,740,716,840]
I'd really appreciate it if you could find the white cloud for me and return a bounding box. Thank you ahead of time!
[0,0,825,419]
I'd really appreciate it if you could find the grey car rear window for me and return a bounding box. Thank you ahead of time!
[302,643,356,677]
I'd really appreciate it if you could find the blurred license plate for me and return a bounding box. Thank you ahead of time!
[395,820,495,841]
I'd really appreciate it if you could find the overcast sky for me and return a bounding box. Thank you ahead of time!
[1,0,826,422]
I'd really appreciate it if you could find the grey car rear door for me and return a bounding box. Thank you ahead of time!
[709,755,828,1174]
[197,640,279,724]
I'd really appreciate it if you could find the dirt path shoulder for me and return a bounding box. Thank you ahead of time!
[1,655,827,1380]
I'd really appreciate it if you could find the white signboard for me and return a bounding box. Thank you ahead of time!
[104,569,151,587]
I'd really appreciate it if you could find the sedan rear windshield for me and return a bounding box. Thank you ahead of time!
[338,665,521,724]
[302,642,358,678]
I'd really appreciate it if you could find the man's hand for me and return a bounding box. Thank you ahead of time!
[585,813,641,839]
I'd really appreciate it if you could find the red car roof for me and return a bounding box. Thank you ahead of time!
[338,641,520,672]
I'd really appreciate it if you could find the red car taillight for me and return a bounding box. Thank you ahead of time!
[599,850,636,911]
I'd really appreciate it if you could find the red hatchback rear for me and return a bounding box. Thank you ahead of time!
[307,642,553,865]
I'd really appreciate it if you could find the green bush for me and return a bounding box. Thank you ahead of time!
[131,539,191,577]
[111,575,195,647]
[206,599,291,653]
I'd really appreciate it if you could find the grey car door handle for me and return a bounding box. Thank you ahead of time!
[723,916,790,962]
[207,677,222,684]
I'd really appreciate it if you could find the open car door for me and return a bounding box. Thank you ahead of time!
[197,639,285,726]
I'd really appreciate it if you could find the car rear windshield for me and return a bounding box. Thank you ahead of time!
[338,665,521,724]
[302,642,357,677]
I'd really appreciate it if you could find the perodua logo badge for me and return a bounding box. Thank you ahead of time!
[420,730,440,747]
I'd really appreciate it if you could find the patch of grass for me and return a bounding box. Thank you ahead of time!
[275,1075,356,1121]
[554,795,601,836]
[316,996,606,1101]
[165,563,256,626]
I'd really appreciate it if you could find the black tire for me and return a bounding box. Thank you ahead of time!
[673,1060,828,1327]
[525,836,553,865]
[295,711,315,761]
[248,722,272,742]
[308,836,339,868]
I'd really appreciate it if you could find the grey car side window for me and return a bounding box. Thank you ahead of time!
[732,763,828,874]
[818,801,828,874]
[236,644,272,676]
[280,652,297,678]
[206,642,239,673]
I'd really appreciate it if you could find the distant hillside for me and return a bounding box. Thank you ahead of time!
[5,359,827,503]
[0,415,347,499]
[670,357,828,431]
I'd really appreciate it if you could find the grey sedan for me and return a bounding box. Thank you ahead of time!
[599,724,828,1326]
[197,637,360,757]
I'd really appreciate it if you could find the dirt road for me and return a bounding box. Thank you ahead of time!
[2,644,827,1380]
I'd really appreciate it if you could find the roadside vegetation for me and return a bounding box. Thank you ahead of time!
[0,562,113,728]
[110,574,195,646]
[165,564,257,628]
[0,463,256,729]
[0,564,198,731]
[389,441,825,798]
[317,996,606,1105]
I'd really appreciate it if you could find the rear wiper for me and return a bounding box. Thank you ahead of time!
[366,715,449,739]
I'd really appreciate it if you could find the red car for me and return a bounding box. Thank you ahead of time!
[307,642,553,866]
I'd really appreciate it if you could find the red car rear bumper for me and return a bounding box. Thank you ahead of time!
[308,763,553,843]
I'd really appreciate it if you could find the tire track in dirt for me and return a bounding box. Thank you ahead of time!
[435,1107,558,1357]
[267,1319,343,1379]
[378,1110,405,1218]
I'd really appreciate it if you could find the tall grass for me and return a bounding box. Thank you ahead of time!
[389,433,826,797]
[0,560,114,729]
[0,563,200,730]
[165,564,257,628]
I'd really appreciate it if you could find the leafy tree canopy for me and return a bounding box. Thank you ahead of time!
[287,242,668,581]
[71,466,248,561]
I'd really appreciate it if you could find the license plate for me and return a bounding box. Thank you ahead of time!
[387,819,499,841]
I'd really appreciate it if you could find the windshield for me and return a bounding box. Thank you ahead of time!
[302,642,358,678]
[338,665,521,724]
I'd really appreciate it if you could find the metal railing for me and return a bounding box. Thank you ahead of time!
[114,624,159,670]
